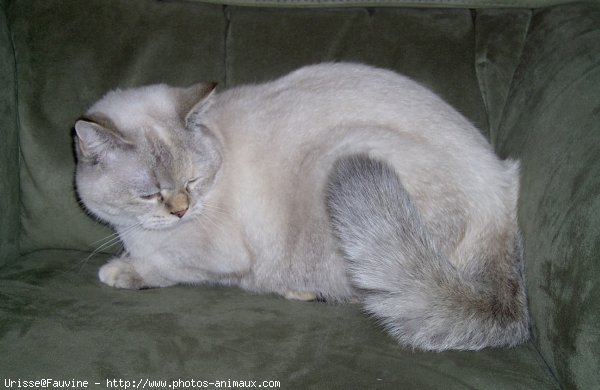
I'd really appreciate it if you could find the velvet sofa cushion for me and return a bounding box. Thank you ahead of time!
[1,0,598,388]
[496,4,600,389]
[0,251,557,388]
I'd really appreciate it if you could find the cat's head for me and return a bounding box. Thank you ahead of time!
[74,82,220,231]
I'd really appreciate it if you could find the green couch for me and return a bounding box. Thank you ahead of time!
[1,0,599,388]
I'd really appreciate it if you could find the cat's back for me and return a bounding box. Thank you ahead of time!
[206,62,497,195]
[212,63,483,147]
[220,63,426,117]
[273,62,413,92]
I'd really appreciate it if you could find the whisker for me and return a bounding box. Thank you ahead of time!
[195,213,214,229]
[92,223,139,252]
[202,202,231,217]
[197,212,228,238]
[67,222,143,274]
[88,230,121,247]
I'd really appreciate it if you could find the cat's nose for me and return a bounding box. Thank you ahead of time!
[170,207,188,218]
[166,192,189,218]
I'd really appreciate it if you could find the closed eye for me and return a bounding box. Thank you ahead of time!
[140,192,162,201]
[186,177,200,191]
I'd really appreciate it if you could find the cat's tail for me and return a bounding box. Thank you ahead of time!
[326,156,530,351]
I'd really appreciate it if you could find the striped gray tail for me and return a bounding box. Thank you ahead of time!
[326,156,529,351]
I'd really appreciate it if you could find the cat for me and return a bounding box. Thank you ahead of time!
[74,62,530,351]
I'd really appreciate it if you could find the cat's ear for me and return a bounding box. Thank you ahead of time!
[74,116,131,161]
[179,82,218,126]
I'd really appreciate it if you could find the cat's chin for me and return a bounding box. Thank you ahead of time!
[140,221,181,231]
[139,216,191,231]
[111,211,197,232]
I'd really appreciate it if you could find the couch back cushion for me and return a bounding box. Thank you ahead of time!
[496,4,600,389]
[9,0,226,254]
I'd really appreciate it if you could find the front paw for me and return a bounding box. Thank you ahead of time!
[99,259,144,289]
[284,290,319,301]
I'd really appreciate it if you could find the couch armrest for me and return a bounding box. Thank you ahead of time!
[0,0,20,265]
[497,4,600,388]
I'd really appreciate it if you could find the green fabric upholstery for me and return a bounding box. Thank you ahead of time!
[497,4,600,389]
[0,251,557,388]
[225,7,489,131]
[188,0,592,9]
[1,0,598,388]
[8,0,227,255]
[0,0,19,266]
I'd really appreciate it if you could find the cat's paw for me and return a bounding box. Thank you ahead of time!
[98,259,144,289]
[284,290,319,301]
